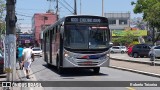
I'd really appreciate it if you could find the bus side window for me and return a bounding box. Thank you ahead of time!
[47,31,50,43]
[60,24,64,37]
[58,25,61,33]
[55,26,58,33]
[50,29,53,42]
[53,28,56,43]
[55,26,58,40]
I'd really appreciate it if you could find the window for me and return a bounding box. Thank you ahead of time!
[112,47,120,49]
[143,46,148,49]
[155,46,160,49]
[46,31,50,43]
[109,20,116,25]
[64,24,108,49]
[136,45,141,49]
[119,20,127,25]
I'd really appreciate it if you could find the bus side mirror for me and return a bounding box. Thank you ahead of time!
[109,42,113,48]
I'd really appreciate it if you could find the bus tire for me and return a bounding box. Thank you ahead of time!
[47,62,52,67]
[93,67,100,74]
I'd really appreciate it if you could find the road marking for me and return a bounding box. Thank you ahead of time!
[126,87,136,90]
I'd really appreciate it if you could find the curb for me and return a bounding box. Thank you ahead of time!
[109,65,160,78]
[110,57,160,66]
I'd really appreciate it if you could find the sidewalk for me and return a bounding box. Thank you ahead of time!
[0,70,22,90]
[0,68,43,90]
[110,53,160,65]
[110,53,160,78]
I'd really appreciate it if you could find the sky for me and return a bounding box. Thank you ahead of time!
[16,0,142,31]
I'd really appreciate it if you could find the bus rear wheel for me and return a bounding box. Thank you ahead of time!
[47,62,52,67]
[93,67,100,74]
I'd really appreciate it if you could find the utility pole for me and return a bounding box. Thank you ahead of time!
[4,0,17,89]
[74,0,77,15]
[102,0,104,16]
[56,0,59,20]
[80,0,81,15]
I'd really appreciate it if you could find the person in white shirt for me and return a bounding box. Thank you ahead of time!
[22,44,34,79]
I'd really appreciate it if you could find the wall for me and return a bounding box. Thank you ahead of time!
[32,13,57,46]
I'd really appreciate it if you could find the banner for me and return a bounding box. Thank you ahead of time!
[1,81,160,87]
[112,30,147,36]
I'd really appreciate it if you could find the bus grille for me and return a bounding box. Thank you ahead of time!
[77,61,98,66]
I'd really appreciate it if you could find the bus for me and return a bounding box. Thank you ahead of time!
[42,15,112,74]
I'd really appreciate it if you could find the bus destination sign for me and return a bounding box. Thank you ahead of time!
[70,18,101,23]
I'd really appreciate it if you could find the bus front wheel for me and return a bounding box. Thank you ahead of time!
[93,67,100,74]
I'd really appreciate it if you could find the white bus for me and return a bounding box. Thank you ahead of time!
[42,15,112,74]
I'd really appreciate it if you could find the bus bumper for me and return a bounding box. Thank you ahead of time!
[62,56,110,68]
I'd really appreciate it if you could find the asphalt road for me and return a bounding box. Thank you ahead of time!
[28,56,160,90]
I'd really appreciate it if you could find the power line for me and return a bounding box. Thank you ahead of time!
[16,8,46,11]
[16,11,34,16]
[16,13,32,17]
[58,0,73,14]
[62,0,74,10]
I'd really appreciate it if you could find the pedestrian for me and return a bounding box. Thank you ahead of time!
[150,52,155,66]
[22,44,34,79]
[17,45,24,70]
[16,46,19,70]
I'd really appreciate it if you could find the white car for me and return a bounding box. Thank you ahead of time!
[32,47,43,57]
[110,46,127,53]
[148,45,160,58]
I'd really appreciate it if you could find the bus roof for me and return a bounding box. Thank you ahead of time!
[42,15,108,33]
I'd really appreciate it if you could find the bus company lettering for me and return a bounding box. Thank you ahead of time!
[93,19,101,23]
[71,18,101,23]
[12,82,42,87]
[80,18,92,22]
[80,18,101,23]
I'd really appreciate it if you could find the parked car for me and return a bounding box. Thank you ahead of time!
[148,45,160,58]
[131,44,151,58]
[0,50,4,74]
[32,47,43,57]
[110,46,127,53]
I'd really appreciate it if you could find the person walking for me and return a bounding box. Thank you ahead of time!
[22,44,34,79]
[16,46,19,70]
[150,51,155,66]
[17,45,24,70]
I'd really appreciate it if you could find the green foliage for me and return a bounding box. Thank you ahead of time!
[132,0,160,29]
[112,31,137,45]
[0,0,5,34]
[0,0,5,20]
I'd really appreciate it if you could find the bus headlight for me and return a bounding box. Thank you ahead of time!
[64,53,69,57]
[64,51,73,60]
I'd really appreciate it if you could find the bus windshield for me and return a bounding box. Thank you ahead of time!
[64,24,108,49]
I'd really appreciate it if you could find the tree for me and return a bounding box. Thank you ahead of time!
[0,0,5,34]
[112,31,137,46]
[132,0,160,44]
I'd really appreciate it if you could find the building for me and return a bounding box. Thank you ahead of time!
[104,12,130,30]
[17,34,34,46]
[32,12,57,46]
